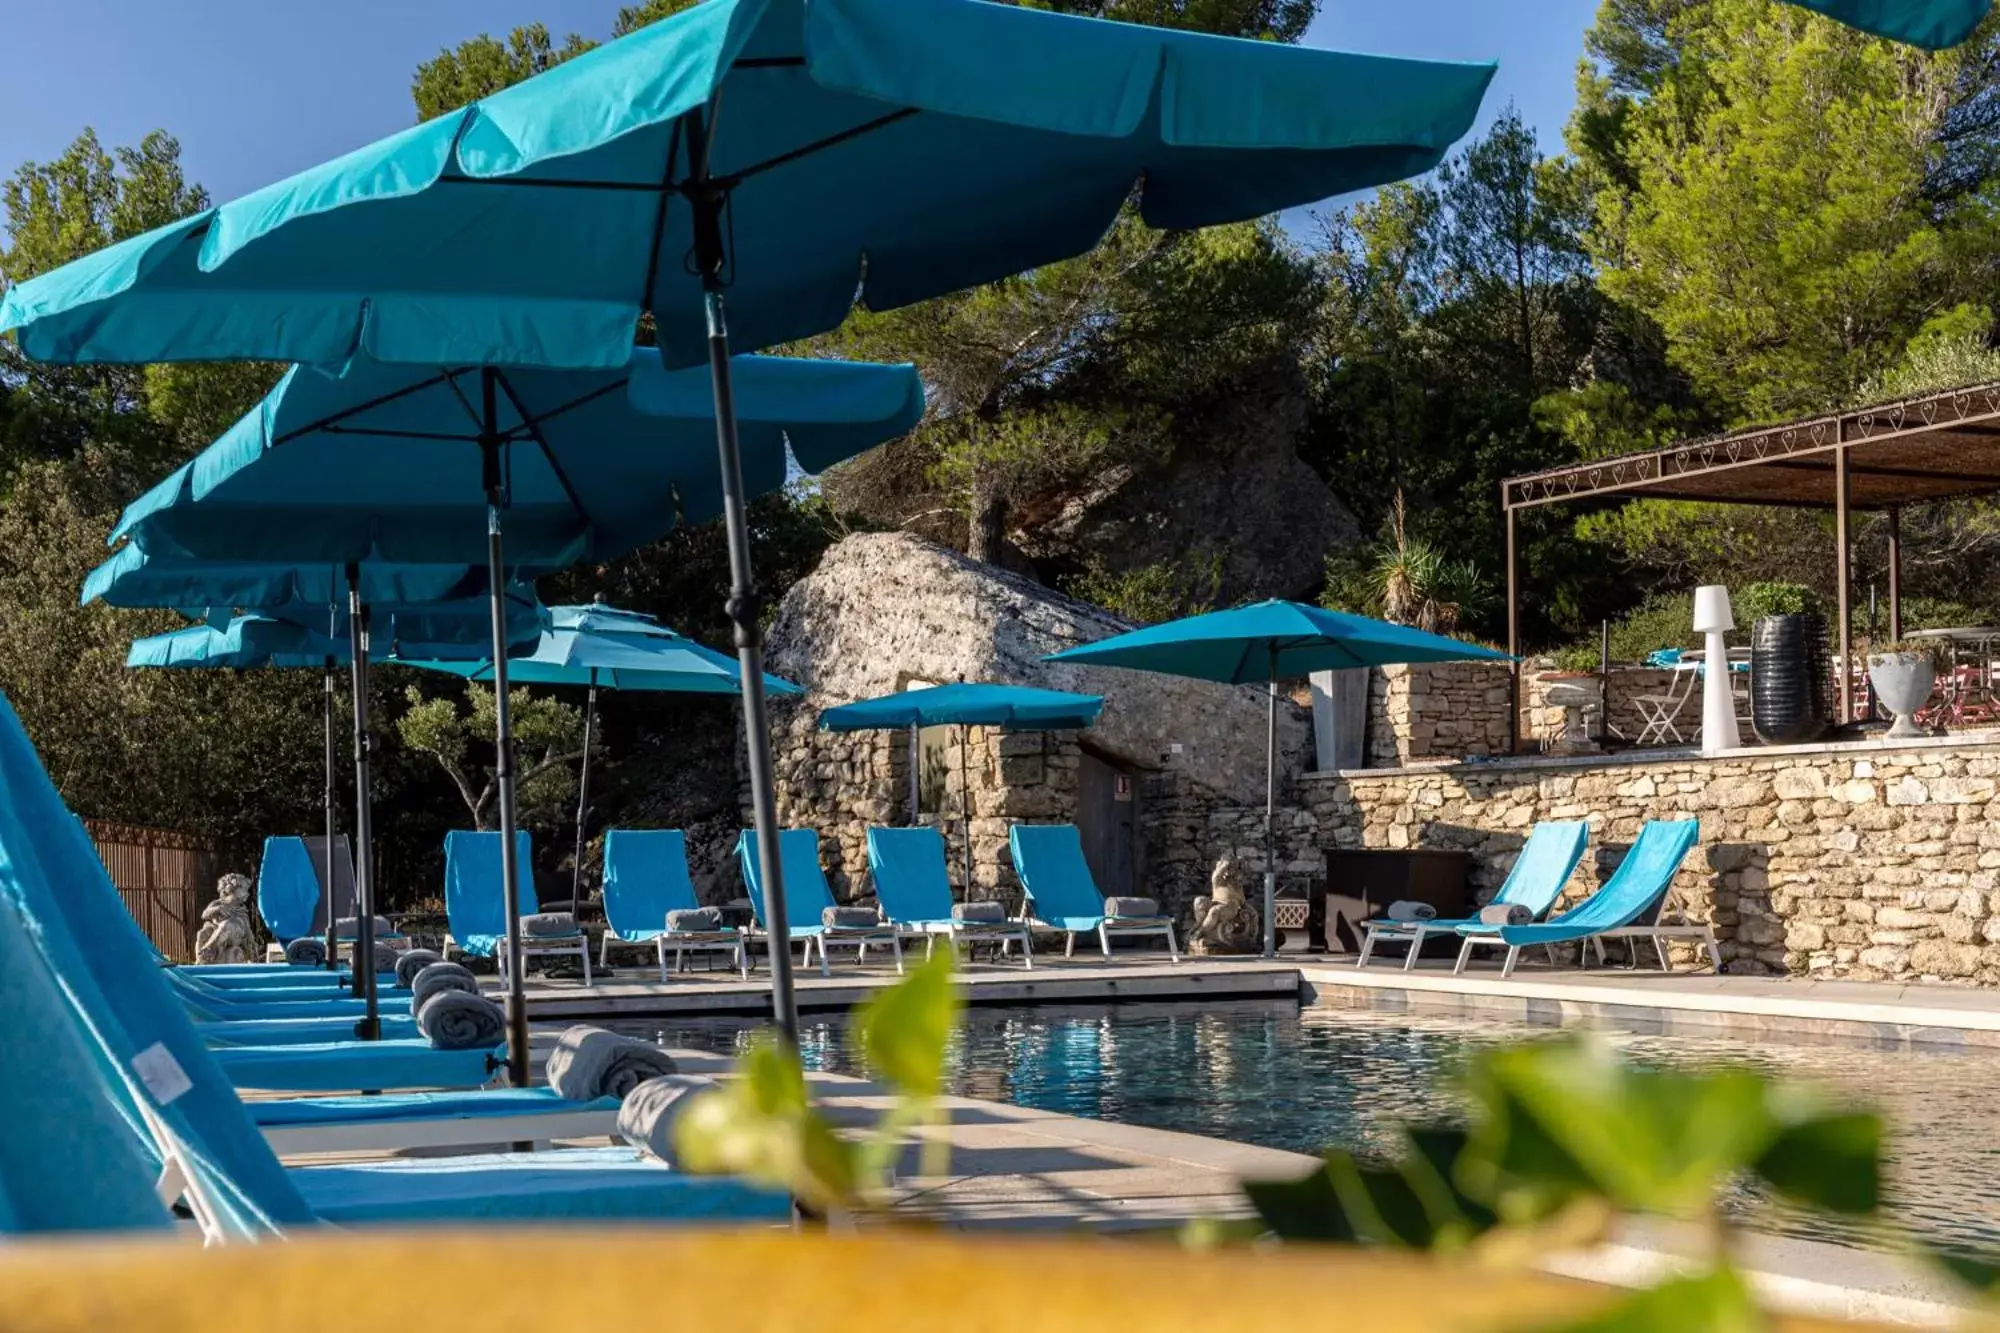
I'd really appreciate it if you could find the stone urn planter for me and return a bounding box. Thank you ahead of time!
[1867,648,1937,739]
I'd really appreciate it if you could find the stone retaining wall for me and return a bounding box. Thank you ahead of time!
[1368,662,1514,766]
[1305,741,2000,983]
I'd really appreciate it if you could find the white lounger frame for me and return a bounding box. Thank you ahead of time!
[259,1102,618,1157]
[1355,920,1458,972]
[598,928,748,980]
[897,919,1035,969]
[445,931,593,987]
[1024,899,1180,963]
[1453,894,1722,979]
[740,924,906,977]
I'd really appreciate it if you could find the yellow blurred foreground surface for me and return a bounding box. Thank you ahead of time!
[0,1229,1894,1332]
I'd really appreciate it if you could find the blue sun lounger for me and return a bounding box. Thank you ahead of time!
[1008,824,1179,961]
[601,828,745,979]
[868,826,1032,968]
[199,1014,421,1047]
[0,691,787,1239]
[1454,818,1716,978]
[1356,821,1589,971]
[737,828,903,977]
[444,828,592,985]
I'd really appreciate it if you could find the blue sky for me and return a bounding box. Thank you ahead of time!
[0,0,1599,222]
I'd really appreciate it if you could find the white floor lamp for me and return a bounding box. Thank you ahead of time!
[1694,585,1741,754]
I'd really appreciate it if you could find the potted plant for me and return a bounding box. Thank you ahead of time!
[1867,641,1938,739]
[1742,586,1832,745]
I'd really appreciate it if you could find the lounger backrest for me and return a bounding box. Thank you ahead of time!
[302,833,356,934]
[735,828,836,930]
[1549,819,1701,930]
[602,829,698,940]
[444,829,537,943]
[0,890,173,1234]
[256,836,319,942]
[867,826,954,925]
[1492,821,1590,918]
[0,691,313,1234]
[1008,824,1107,930]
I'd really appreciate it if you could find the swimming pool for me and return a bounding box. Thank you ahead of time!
[621,999,2000,1256]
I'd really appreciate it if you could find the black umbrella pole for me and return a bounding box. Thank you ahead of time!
[1264,672,1277,960]
[703,287,800,1050]
[571,684,598,907]
[321,663,340,972]
[482,406,532,1090]
[346,587,380,1038]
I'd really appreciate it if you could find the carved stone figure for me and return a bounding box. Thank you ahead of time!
[194,872,256,965]
[1189,856,1260,955]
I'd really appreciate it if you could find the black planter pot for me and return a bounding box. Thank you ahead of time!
[1749,613,1831,744]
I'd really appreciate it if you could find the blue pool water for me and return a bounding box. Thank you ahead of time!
[622,999,2000,1255]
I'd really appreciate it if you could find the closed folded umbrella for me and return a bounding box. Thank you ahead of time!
[400,602,804,909]
[1047,601,1512,957]
[820,683,1103,897]
[0,0,1490,1048]
[127,595,542,1029]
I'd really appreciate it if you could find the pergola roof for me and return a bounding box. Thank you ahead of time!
[1503,381,2000,513]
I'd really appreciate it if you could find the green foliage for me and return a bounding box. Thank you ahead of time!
[1856,305,2000,402]
[1067,550,1224,625]
[1734,581,1819,620]
[1555,583,1820,666]
[410,24,594,120]
[674,950,963,1215]
[1543,1267,1761,1333]
[395,684,585,831]
[1579,0,1997,419]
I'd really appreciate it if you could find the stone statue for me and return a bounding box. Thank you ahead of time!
[1190,856,1260,955]
[194,872,257,965]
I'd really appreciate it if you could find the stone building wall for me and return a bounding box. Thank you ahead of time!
[1367,662,1514,767]
[1305,739,2000,983]
[1137,768,1326,923]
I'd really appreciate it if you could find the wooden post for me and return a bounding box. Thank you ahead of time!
[1504,490,1521,754]
[1834,431,1853,725]
[1886,505,1903,645]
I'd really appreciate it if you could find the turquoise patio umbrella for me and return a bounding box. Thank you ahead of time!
[1783,0,1989,45]
[0,0,1491,1048]
[89,351,917,1081]
[127,595,542,1030]
[1047,601,1512,957]
[401,602,804,907]
[820,682,1103,898]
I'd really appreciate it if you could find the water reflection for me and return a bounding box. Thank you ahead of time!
[613,1000,2000,1256]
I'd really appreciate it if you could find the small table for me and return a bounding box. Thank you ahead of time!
[1904,628,2000,727]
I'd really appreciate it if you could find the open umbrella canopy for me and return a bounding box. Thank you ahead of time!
[84,543,511,613]
[88,547,545,650]
[1782,0,1989,45]
[819,682,1102,732]
[1046,600,1513,683]
[106,352,922,568]
[0,0,1492,372]
[399,603,802,694]
[127,603,542,670]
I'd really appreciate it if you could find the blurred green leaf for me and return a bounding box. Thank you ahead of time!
[670,1035,857,1214]
[1462,1040,1777,1219]
[1926,1247,2000,1294]
[1325,1150,1446,1248]
[1533,1265,1762,1333]
[854,947,960,1099]
[1406,1126,1498,1235]
[1751,1111,1882,1216]
[1242,1163,1357,1242]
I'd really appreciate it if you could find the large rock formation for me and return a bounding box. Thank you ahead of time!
[764,532,1311,807]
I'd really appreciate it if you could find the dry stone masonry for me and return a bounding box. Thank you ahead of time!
[1306,739,2000,983]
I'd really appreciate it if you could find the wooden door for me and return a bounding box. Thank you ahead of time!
[1075,749,1137,897]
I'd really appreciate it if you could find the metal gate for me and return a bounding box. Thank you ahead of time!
[84,820,218,962]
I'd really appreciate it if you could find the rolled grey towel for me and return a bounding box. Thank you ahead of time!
[665,907,724,932]
[822,905,878,929]
[1386,901,1437,923]
[1103,896,1161,919]
[409,960,481,1012]
[1478,903,1533,927]
[284,937,327,967]
[520,911,578,938]
[334,915,395,940]
[393,948,442,988]
[953,901,1007,924]
[416,989,505,1050]
[547,1025,679,1101]
[617,1074,720,1165]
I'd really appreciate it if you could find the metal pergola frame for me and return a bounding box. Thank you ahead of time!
[1500,380,2000,744]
